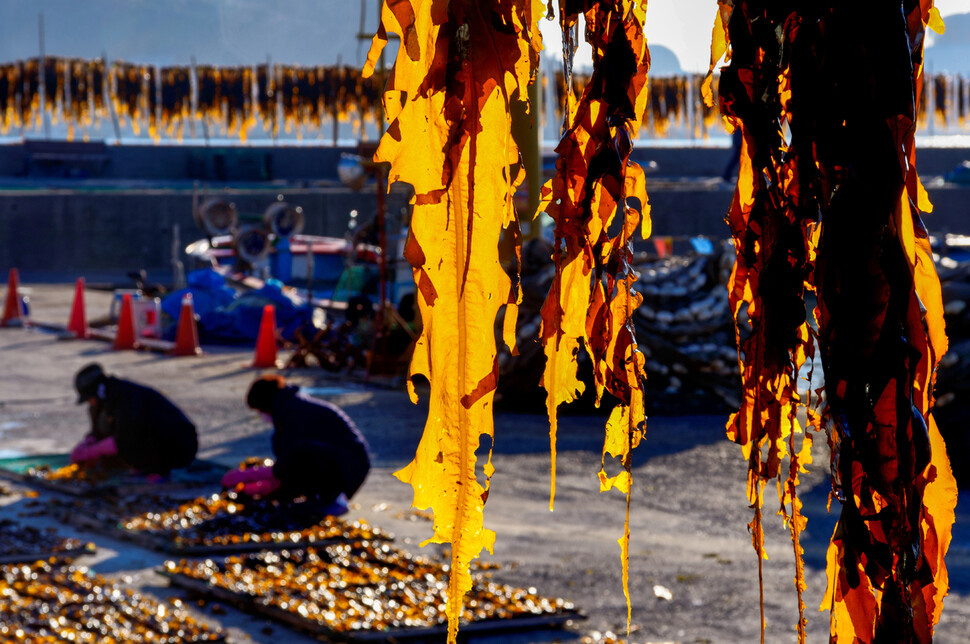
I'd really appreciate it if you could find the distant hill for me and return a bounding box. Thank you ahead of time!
[648,45,683,77]
[925,12,970,75]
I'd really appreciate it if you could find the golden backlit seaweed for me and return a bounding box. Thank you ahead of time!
[111,61,149,135]
[715,0,957,641]
[556,73,718,139]
[271,64,383,140]
[64,59,108,139]
[161,66,192,141]
[0,64,17,133]
[920,71,969,132]
[0,57,110,139]
[813,3,956,640]
[255,64,277,136]
[23,59,40,128]
[43,57,59,126]
[959,76,967,128]
[195,65,253,141]
[934,75,948,127]
[701,0,732,110]
[2,59,43,131]
[537,0,650,631]
[364,2,541,641]
[714,2,818,639]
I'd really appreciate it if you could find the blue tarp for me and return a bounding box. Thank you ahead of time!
[161,269,311,344]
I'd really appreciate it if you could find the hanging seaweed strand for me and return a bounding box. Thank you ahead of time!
[806,2,957,641]
[710,1,818,640]
[713,0,958,641]
[538,0,651,631]
[363,2,541,642]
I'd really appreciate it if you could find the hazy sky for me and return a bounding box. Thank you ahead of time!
[0,0,967,73]
[545,0,970,73]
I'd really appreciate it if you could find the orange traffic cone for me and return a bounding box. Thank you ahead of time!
[1,268,25,327]
[66,277,88,338]
[113,293,138,350]
[251,304,278,368]
[171,293,202,356]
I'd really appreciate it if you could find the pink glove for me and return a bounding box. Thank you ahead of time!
[242,477,281,497]
[70,436,118,464]
[70,436,97,460]
[221,465,274,489]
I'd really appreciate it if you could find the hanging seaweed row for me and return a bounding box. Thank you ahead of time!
[0,57,385,141]
[3,55,878,143]
[555,70,970,139]
[551,72,719,138]
[918,72,970,130]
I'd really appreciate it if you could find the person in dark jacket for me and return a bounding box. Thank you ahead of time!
[222,375,370,508]
[71,363,198,475]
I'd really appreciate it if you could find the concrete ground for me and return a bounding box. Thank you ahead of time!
[0,283,968,643]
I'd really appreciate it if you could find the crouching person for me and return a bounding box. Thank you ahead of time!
[223,375,371,514]
[71,363,199,476]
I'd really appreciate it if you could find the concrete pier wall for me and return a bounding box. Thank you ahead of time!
[0,185,413,278]
[0,141,967,278]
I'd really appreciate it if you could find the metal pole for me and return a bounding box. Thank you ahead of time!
[63,59,71,133]
[699,75,708,139]
[172,223,186,290]
[272,56,280,145]
[154,64,162,141]
[39,12,50,138]
[305,237,316,331]
[511,71,542,238]
[686,74,696,141]
[265,55,273,141]
[333,55,341,146]
[376,0,386,137]
[366,166,389,380]
[376,169,388,317]
[542,55,557,145]
[191,56,209,145]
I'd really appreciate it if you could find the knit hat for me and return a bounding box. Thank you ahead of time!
[246,374,287,412]
[75,363,106,404]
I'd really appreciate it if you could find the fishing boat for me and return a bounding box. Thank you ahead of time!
[184,197,400,306]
